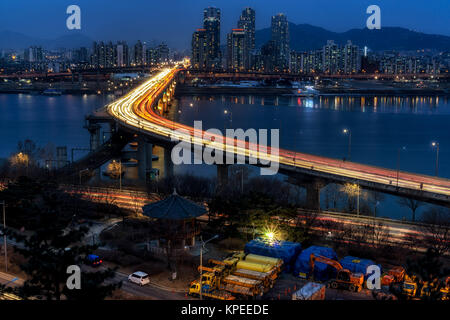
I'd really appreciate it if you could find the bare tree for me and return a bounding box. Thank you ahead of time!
[418,206,450,256]
[367,191,385,217]
[397,197,425,222]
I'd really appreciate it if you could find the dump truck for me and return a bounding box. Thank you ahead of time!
[310,254,364,292]
[193,264,266,299]
[381,266,406,287]
[439,277,449,300]
[292,282,326,300]
[402,274,418,298]
[198,271,265,298]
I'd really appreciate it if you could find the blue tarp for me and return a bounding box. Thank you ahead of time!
[244,238,302,271]
[339,256,382,279]
[294,246,338,282]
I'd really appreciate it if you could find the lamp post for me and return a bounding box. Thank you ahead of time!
[199,235,218,300]
[397,146,406,187]
[224,109,233,130]
[432,142,439,177]
[1,201,7,272]
[356,185,360,216]
[343,129,351,161]
[119,159,122,191]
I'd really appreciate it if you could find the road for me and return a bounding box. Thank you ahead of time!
[106,65,450,204]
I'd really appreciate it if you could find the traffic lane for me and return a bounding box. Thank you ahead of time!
[0,271,24,287]
[109,271,189,300]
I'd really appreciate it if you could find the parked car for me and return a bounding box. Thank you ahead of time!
[128,271,150,286]
[86,254,103,267]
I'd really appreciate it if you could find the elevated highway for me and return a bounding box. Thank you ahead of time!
[90,65,450,208]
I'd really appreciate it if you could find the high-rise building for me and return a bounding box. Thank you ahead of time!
[92,41,106,68]
[133,40,145,66]
[322,40,340,74]
[203,7,221,69]
[226,29,246,71]
[105,41,116,67]
[157,43,170,63]
[342,40,361,74]
[117,41,130,67]
[271,13,289,71]
[192,29,208,70]
[238,7,255,70]
[261,40,277,72]
[26,46,44,63]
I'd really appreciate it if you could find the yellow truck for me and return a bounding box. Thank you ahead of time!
[188,278,235,300]
[402,275,418,298]
[189,271,265,299]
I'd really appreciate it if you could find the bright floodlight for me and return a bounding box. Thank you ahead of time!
[266,232,275,241]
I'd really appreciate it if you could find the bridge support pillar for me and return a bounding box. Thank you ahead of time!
[164,146,174,177]
[305,179,326,211]
[137,137,153,182]
[289,176,327,212]
[217,164,229,188]
[87,124,101,151]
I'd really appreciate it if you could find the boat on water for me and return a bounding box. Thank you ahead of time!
[42,88,62,96]
[291,85,319,97]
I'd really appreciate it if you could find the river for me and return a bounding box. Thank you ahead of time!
[1,92,449,220]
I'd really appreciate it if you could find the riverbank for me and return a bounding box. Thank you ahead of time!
[176,84,449,96]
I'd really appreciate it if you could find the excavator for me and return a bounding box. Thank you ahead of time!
[309,254,364,292]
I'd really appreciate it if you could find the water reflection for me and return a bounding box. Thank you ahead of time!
[189,94,447,114]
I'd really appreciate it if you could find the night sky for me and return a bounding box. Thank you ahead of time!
[0,0,449,49]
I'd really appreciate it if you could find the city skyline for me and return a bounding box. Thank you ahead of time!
[1,0,450,49]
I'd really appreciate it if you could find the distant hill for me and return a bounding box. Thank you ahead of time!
[0,30,93,50]
[255,23,450,51]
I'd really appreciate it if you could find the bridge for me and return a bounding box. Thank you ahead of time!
[78,65,450,210]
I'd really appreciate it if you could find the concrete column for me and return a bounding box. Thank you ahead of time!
[217,164,229,187]
[164,146,174,177]
[145,142,153,178]
[137,136,147,181]
[305,179,325,211]
[87,124,101,151]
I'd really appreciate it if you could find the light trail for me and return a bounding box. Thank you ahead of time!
[107,66,450,200]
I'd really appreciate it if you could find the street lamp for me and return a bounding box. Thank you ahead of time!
[224,109,233,131]
[199,234,218,300]
[343,129,351,161]
[0,201,7,272]
[432,142,439,177]
[397,146,407,187]
[119,159,122,191]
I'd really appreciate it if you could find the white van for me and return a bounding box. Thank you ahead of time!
[128,271,150,286]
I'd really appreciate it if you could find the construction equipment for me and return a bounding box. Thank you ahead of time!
[188,279,235,300]
[381,266,406,287]
[208,256,278,291]
[309,254,364,292]
[439,277,449,300]
[402,274,418,298]
[190,271,265,298]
